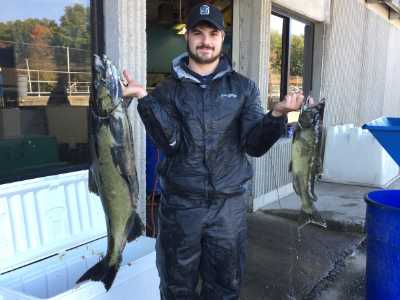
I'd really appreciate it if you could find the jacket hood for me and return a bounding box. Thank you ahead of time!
[171,52,233,83]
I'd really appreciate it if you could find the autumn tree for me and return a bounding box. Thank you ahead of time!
[23,24,56,90]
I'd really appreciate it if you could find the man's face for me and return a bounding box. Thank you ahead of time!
[185,23,225,65]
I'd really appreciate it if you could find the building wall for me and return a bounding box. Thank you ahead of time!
[234,0,271,101]
[238,0,400,210]
[233,0,294,209]
[103,0,147,221]
[272,0,331,22]
[383,26,400,116]
[319,0,400,126]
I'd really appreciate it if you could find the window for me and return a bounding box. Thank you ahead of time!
[146,0,234,88]
[268,10,314,123]
[0,0,95,183]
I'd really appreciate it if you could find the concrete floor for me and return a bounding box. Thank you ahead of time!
[241,178,400,300]
[241,212,363,300]
[316,246,366,300]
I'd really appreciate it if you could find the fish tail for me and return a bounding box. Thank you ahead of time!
[127,213,144,242]
[76,259,119,291]
[101,264,119,291]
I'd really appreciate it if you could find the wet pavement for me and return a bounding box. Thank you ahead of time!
[241,178,400,299]
[241,212,364,300]
[314,246,366,300]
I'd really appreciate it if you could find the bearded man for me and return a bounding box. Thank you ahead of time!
[122,3,303,299]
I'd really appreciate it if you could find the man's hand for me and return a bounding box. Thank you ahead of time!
[121,70,148,99]
[271,91,304,117]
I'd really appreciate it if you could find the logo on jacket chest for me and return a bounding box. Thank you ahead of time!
[219,93,238,99]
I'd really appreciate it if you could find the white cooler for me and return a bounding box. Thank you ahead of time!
[0,171,160,300]
[322,124,399,187]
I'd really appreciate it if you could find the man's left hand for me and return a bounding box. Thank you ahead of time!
[271,92,304,117]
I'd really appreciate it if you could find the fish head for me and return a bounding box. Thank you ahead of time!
[94,54,123,108]
[298,97,326,128]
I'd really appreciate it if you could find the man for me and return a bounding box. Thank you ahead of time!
[122,3,303,299]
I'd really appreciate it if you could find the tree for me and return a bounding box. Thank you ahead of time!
[289,34,304,77]
[269,30,282,74]
[0,18,58,68]
[57,4,90,50]
[28,23,57,82]
[55,4,91,74]
[0,22,13,41]
[0,4,91,97]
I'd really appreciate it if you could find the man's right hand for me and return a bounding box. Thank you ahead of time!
[121,70,148,99]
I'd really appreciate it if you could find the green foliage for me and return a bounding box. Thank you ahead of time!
[290,34,304,77]
[56,4,91,50]
[0,22,13,41]
[269,31,305,77]
[269,30,282,74]
[0,4,90,70]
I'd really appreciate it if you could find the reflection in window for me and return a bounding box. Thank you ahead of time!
[0,1,91,182]
[289,19,305,93]
[268,13,309,124]
[288,19,305,123]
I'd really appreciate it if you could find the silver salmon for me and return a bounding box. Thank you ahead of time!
[76,54,143,290]
[290,96,326,227]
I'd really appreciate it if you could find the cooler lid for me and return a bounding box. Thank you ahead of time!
[0,170,106,273]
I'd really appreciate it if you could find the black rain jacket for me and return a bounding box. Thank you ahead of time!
[137,53,286,200]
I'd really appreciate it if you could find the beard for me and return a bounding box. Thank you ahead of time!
[187,43,222,64]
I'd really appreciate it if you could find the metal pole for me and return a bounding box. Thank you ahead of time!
[25,59,32,93]
[67,47,71,96]
[37,70,40,97]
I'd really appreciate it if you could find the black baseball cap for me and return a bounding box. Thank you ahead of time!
[186,3,225,31]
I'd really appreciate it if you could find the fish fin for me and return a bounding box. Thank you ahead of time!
[88,169,99,195]
[76,259,106,284]
[76,259,119,291]
[127,213,144,243]
[288,161,292,172]
[101,264,119,291]
[292,175,301,195]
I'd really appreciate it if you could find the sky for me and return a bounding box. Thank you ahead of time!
[0,0,89,23]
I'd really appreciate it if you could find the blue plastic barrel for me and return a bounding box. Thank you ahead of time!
[365,190,400,300]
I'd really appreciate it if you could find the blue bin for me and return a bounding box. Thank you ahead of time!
[362,117,400,167]
[146,135,164,195]
[365,190,400,300]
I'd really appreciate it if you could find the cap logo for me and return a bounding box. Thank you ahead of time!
[199,5,210,15]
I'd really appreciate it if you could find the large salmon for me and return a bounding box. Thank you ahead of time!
[290,96,326,227]
[76,54,143,290]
